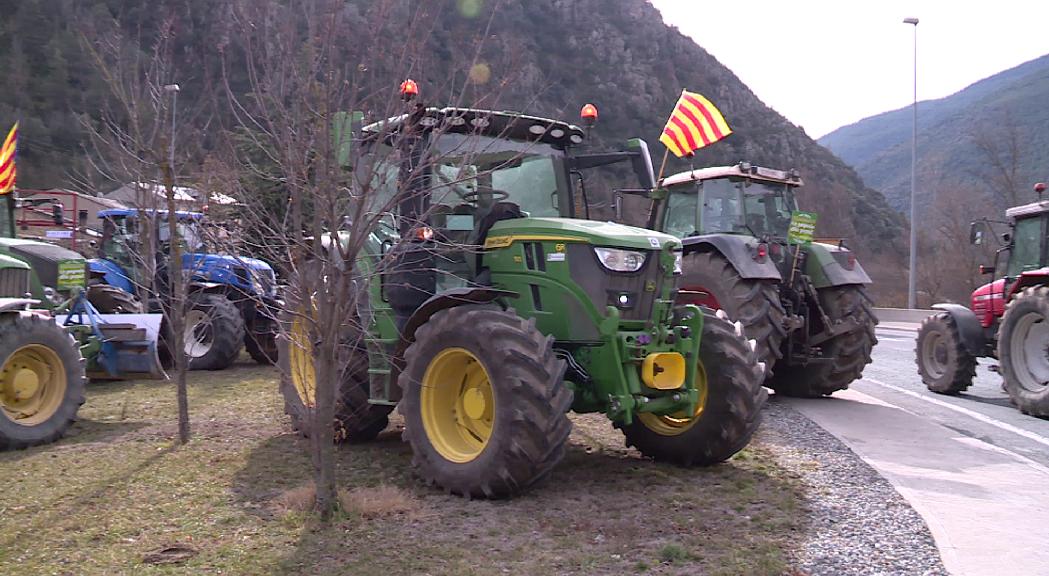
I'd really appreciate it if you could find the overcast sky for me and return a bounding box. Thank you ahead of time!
[649,0,1049,138]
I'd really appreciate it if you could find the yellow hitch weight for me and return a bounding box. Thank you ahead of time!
[641,352,686,390]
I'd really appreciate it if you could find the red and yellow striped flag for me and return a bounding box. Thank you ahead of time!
[659,90,731,158]
[0,122,17,194]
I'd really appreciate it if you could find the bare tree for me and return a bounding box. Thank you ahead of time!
[210,0,533,519]
[968,110,1024,210]
[79,15,202,444]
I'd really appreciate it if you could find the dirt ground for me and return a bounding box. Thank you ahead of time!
[0,359,809,575]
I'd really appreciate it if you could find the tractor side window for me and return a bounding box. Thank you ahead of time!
[742,182,793,238]
[664,187,699,238]
[698,179,740,234]
[1007,217,1043,277]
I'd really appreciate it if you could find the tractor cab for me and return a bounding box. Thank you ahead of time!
[969,193,1049,327]
[657,162,801,242]
[360,107,667,298]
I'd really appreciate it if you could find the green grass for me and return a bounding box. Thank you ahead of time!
[1,358,807,575]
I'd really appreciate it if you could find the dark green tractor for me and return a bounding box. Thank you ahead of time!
[278,106,766,497]
[637,162,877,397]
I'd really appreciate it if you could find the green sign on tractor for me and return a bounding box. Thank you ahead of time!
[787,210,817,245]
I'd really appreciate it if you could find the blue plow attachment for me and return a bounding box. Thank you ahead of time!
[57,294,165,380]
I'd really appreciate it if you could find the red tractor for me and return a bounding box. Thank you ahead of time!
[916,182,1049,416]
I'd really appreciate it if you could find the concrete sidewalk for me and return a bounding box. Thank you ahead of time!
[787,389,1049,576]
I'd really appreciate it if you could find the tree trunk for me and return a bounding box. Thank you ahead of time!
[163,160,190,444]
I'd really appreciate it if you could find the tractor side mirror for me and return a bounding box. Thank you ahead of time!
[550,190,558,210]
[52,202,64,225]
[614,192,623,221]
[624,138,656,190]
[1002,232,1012,244]
[969,221,985,245]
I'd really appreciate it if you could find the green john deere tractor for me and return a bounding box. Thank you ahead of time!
[278,105,766,497]
[0,191,163,450]
[0,194,87,448]
[630,161,877,397]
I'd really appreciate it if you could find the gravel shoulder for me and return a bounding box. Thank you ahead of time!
[760,396,948,576]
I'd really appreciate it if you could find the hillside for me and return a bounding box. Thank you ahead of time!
[0,0,904,258]
[820,54,1049,211]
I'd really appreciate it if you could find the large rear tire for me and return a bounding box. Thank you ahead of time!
[619,308,766,466]
[916,312,977,394]
[0,313,87,450]
[399,305,571,498]
[277,312,394,442]
[997,286,1049,417]
[678,251,786,378]
[184,293,244,371]
[87,284,143,314]
[770,284,877,397]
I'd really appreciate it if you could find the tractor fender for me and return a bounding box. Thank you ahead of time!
[803,242,872,288]
[681,235,781,280]
[398,287,518,348]
[388,287,519,384]
[932,303,986,357]
[87,259,135,294]
[0,298,37,314]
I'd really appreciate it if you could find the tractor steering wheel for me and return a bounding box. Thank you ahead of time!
[460,186,510,204]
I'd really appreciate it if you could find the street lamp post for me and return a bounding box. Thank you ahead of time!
[903,17,918,309]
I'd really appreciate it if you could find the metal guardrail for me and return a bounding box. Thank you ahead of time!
[873,307,936,324]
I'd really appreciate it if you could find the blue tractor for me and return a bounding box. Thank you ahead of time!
[87,209,281,370]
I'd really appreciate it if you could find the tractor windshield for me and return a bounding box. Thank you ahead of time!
[431,134,561,218]
[664,178,796,239]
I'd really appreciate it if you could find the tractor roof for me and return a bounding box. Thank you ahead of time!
[362,107,586,148]
[661,163,803,188]
[1005,200,1049,220]
[98,208,204,220]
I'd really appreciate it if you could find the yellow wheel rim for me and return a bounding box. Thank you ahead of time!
[637,360,709,436]
[289,317,316,408]
[0,344,68,427]
[420,347,494,463]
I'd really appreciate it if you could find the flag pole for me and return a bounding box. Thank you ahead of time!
[655,148,670,183]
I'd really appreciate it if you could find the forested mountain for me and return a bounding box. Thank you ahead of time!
[820,54,1049,212]
[0,0,904,262]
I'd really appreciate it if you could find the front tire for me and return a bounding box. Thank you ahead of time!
[619,308,766,466]
[184,293,244,371]
[916,312,977,394]
[399,305,571,498]
[678,251,786,378]
[0,314,87,450]
[770,285,877,397]
[998,286,1049,417]
[87,284,143,314]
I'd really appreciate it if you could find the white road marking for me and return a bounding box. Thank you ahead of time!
[864,377,1049,450]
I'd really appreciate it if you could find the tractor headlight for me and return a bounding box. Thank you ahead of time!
[673,251,683,274]
[594,247,646,273]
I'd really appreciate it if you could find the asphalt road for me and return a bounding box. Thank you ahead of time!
[784,324,1049,576]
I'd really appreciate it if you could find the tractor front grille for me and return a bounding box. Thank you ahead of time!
[0,267,30,298]
[567,244,664,321]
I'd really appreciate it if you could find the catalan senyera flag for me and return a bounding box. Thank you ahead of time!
[0,122,17,195]
[659,90,731,158]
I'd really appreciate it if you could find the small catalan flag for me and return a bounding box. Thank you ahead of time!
[0,122,17,195]
[659,90,731,158]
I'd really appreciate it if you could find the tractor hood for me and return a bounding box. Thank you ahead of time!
[485,218,680,251]
[186,253,273,272]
